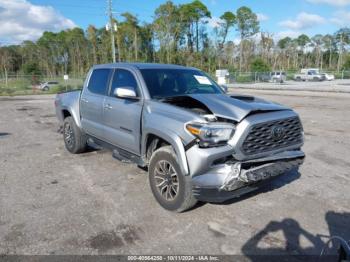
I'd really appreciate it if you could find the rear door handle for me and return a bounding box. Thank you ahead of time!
[104,104,112,110]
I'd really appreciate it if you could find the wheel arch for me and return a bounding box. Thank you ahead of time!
[61,106,82,128]
[62,109,71,119]
[142,129,189,176]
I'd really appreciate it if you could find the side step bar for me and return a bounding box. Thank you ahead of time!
[112,149,132,163]
[87,136,146,167]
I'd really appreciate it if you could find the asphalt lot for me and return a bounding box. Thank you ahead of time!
[0,89,349,256]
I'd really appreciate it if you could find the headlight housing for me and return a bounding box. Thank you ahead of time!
[186,122,235,147]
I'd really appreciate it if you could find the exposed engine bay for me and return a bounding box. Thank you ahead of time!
[160,95,261,123]
[160,96,212,115]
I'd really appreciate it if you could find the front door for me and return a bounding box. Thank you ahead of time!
[102,68,143,155]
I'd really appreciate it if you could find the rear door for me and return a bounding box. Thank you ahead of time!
[80,68,112,139]
[102,68,143,155]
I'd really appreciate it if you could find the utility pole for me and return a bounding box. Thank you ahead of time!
[338,33,343,73]
[107,0,116,63]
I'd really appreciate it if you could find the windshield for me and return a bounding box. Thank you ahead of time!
[140,69,223,99]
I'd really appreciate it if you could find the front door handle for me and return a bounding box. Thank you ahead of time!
[81,98,89,103]
[104,104,112,110]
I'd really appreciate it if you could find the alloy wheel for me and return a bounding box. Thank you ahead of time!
[64,123,75,148]
[153,160,179,201]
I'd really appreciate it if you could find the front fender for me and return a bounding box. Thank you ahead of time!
[142,128,189,176]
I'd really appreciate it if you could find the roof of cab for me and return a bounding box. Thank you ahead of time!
[92,62,196,70]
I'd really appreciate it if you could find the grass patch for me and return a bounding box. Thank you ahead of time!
[235,74,253,83]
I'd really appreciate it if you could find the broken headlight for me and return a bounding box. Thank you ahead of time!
[186,122,235,147]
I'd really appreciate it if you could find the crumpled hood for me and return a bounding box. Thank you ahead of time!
[187,93,290,122]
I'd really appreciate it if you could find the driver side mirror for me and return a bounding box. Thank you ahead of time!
[113,87,138,100]
[221,85,228,93]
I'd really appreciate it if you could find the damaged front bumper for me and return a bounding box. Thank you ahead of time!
[191,150,305,202]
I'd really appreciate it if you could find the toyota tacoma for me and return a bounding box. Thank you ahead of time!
[55,63,305,212]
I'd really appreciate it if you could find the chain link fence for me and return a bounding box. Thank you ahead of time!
[1,71,350,95]
[225,70,350,84]
[0,74,84,95]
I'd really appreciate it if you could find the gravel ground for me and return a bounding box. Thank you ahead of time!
[0,90,349,257]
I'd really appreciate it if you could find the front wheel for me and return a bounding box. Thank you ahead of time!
[148,146,197,212]
[63,116,87,154]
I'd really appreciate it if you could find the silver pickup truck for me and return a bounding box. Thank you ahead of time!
[55,63,304,212]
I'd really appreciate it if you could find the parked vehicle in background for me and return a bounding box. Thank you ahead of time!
[294,68,323,81]
[321,73,335,81]
[270,71,286,83]
[55,63,305,212]
[216,69,229,85]
[257,71,286,83]
[39,81,59,91]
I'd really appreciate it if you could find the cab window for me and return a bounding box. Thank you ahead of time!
[87,69,111,95]
[110,69,139,96]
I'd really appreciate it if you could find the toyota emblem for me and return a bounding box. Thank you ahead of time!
[271,125,286,140]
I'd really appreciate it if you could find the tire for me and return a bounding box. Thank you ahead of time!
[148,146,197,212]
[43,86,49,91]
[63,116,87,154]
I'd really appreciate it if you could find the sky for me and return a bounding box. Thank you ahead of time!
[1,0,350,45]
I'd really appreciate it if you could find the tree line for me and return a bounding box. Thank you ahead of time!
[1,0,350,78]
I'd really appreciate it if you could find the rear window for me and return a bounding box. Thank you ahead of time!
[87,69,111,95]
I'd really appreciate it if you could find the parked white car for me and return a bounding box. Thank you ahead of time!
[321,73,335,81]
[294,68,323,81]
[39,81,59,91]
[270,71,287,83]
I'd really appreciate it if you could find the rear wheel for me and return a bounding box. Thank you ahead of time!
[63,116,87,154]
[148,146,197,212]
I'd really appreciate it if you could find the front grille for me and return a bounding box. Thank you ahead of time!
[242,117,303,155]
